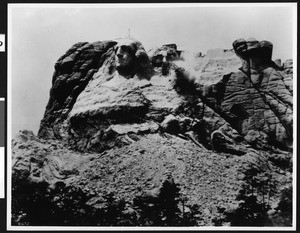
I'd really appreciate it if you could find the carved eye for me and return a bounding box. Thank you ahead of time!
[166,52,177,60]
[120,45,132,53]
[152,55,163,66]
[115,45,132,54]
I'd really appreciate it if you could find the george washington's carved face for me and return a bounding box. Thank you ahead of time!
[113,38,150,79]
[115,44,135,68]
[114,38,141,78]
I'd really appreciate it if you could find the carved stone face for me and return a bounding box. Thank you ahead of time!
[152,50,178,67]
[150,46,179,75]
[115,45,134,68]
[113,38,150,79]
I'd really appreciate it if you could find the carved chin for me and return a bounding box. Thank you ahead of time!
[116,60,127,68]
[116,64,136,77]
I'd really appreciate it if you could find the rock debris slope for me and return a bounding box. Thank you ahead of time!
[12,37,293,226]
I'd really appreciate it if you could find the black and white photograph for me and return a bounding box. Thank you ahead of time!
[4,2,297,231]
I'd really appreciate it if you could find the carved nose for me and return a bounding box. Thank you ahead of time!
[117,53,123,59]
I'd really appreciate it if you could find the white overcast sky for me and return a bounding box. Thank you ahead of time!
[9,3,297,137]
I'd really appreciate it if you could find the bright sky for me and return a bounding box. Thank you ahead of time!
[9,3,296,137]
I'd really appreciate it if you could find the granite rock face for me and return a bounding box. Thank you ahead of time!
[175,38,293,151]
[12,37,293,226]
[38,40,117,139]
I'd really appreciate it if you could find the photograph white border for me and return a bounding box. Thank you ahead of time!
[7,2,297,231]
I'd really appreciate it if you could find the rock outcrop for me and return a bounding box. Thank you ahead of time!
[175,38,293,151]
[38,40,117,139]
[12,37,293,226]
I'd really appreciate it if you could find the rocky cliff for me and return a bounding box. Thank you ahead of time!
[12,37,293,226]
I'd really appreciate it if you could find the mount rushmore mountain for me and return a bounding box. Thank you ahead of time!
[12,37,293,226]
